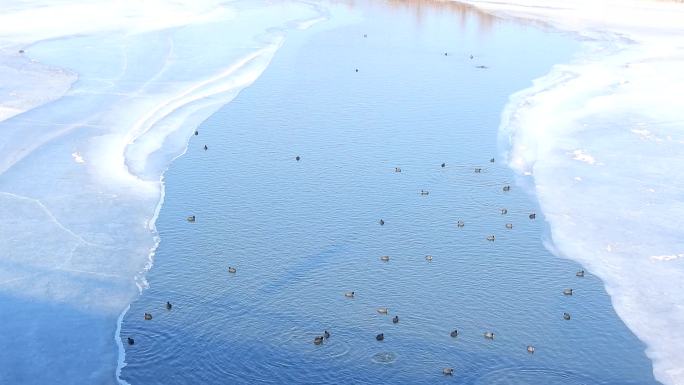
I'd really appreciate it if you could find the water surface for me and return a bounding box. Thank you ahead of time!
[120,2,659,384]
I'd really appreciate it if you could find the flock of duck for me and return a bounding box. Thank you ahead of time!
[317,160,584,376]
[125,35,587,379]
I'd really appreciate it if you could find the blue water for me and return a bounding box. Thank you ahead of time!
[120,2,659,384]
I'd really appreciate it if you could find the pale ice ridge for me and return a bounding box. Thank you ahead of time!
[0,1,326,384]
[462,1,684,384]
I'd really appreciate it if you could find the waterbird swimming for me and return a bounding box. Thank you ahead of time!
[529,213,536,219]
[527,345,535,353]
[501,208,508,215]
[457,220,464,227]
[476,65,488,69]
[314,336,324,345]
[486,235,495,241]
[503,185,511,192]
[377,308,389,315]
[420,190,430,195]
[425,255,433,261]
[144,313,152,320]
[441,162,446,168]
[194,130,198,136]
[484,331,495,339]
[490,158,495,162]
[563,288,573,296]
[324,330,330,339]
[380,255,390,262]
[296,155,300,161]
[379,219,385,226]
[450,330,458,338]
[576,270,585,277]
[187,215,196,222]
[474,168,482,173]
[204,145,208,150]
[505,223,513,229]
[355,69,359,72]
[127,337,134,345]
[166,301,172,310]
[376,333,384,341]
[345,291,355,298]
[393,316,399,324]
[395,167,401,172]
[443,368,454,376]
[228,267,237,274]
[563,312,571,320]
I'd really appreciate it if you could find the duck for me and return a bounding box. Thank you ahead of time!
[296,155,301,161]
[450,329,458,338]
[443,368,454,376]
[355,68,359,72]
[484,331,495,339]
[228,267,237,274]
[324,330,330,339]
[490,158,495,163]
[18,49,25,54]
[563,312,571,320]
[380,255,390,262]
[441,162,446,168]
[345,291,355,298]
[376,333,384,341]
[505,223,513,229]
[457,220,464,228]
[314,336,324,345]
[444,52,448,56]
[377,307,389,315]
[395,167,401,172]
[144,313,152,321]
[187,215,196,222]
[194,130,198,136]
[203,145,208,150]
[166,301,172,310]
[363,34,367,38]
[392,315,399,324]
[501,208,508,215]
[576,270,585,277]
[379,219,385,226]
[486,235,495,241]
[425,255,433,261]
[127,337,135,345]
[474,168,482,173]
[420,190,430,195]
[469,54,474,59]
[563,288,573,296]
[529,213,536,219]
[503,185,511,192]
[476,65,488,69]
[527,345,535,354]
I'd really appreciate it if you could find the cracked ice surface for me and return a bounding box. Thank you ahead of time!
[0,1,326,384]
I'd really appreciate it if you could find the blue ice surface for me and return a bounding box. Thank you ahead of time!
[119,2,659,385]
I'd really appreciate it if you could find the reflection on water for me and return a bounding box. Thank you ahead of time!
[120,1,659,384]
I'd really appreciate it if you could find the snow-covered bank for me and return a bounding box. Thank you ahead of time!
[0,1,326,383]
[460,1,684,384]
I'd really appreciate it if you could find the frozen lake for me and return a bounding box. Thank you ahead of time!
[119,2,659,384]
